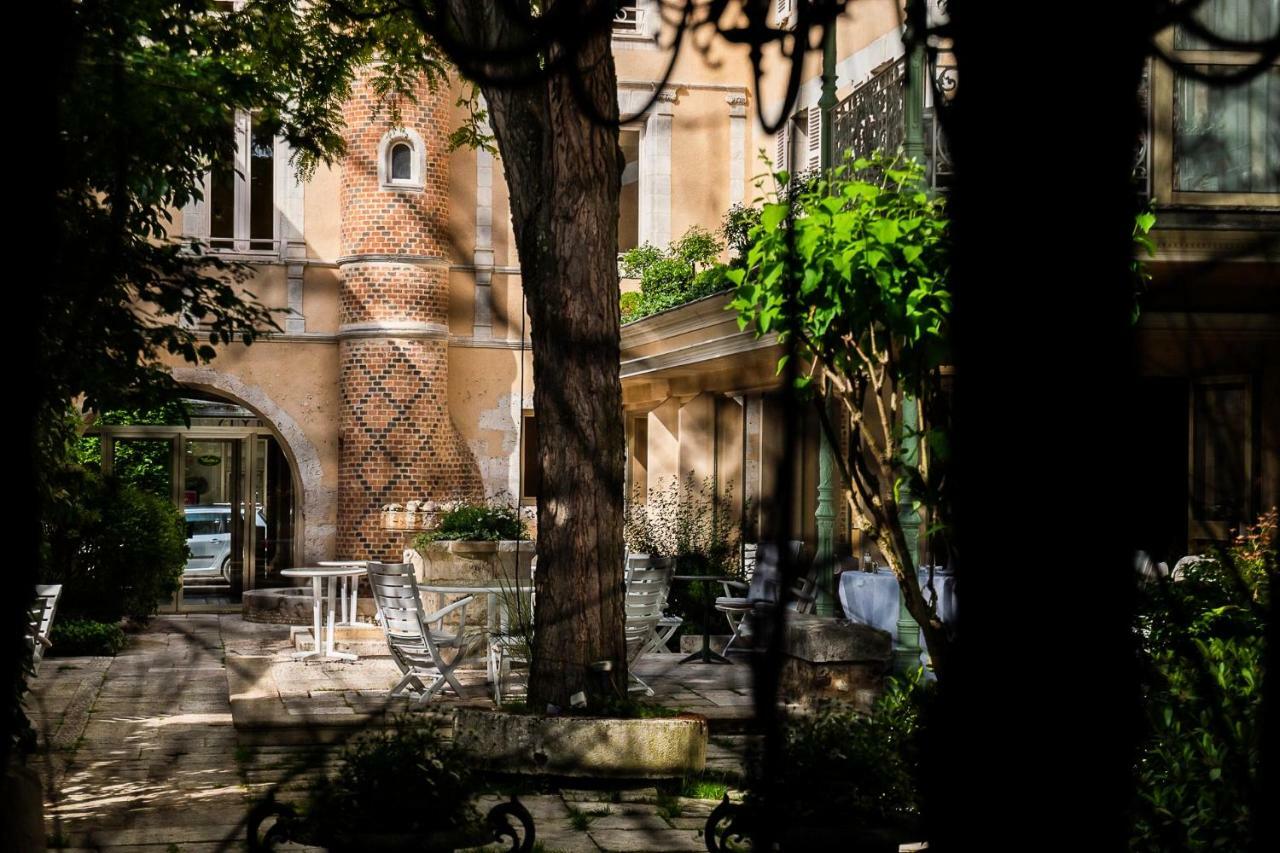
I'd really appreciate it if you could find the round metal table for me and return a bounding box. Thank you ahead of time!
[672,574,733,664]
[281,566,368,661]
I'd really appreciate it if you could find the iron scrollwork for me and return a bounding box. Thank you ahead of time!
[247,792,536,852]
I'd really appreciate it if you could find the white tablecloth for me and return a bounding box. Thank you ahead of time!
[838,567,956,648]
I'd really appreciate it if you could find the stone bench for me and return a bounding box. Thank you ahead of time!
[778,612,892,713]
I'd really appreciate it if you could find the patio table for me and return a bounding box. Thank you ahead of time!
[672,574,733,664]
[281,566,368,662]
[838,566,955,665]
[317,560,366,626]
[418,582,533,682]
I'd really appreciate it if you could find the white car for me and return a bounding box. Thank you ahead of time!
[184,505,269,579]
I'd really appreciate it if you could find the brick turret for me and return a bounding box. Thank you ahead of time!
[337,73,482,559]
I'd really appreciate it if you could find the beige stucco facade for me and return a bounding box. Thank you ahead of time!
[156,4,1276,569]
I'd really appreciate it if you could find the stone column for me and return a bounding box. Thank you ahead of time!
[337,72,483,560]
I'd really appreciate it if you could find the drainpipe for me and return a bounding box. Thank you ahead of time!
[813,21,839,617]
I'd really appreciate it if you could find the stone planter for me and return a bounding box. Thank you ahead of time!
[453,707,708,779]
[408,540,535,586]
[777,612,893,713]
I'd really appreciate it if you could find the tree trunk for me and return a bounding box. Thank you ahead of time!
[462,7,627,708]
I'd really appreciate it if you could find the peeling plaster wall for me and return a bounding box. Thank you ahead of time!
[450,346,534,501]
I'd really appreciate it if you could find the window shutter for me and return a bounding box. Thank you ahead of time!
[806,107,822,171]
[774,123,790,173]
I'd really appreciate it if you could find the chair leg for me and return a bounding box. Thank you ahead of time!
[628,671,654,696]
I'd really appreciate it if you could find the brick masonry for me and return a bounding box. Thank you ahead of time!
[338,71,482,560]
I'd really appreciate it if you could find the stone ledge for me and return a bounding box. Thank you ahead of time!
[453,707,708,779]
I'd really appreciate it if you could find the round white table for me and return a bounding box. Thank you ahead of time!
[282,566,368,661]
[317,560,367,626]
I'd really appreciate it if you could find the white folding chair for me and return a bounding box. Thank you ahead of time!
[624,560,672,695]
[27,585,63,674]
[367,561,475,706]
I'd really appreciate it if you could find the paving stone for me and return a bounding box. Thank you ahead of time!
[586,812,671,831]
[588,828,706,852]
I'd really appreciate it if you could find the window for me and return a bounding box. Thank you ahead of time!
[1189,377,1254,545]
[207,111,276,251]
[619,128,641,253]
[390,143,412,180]
[1155,0,1280,201]
[378,129,425,191]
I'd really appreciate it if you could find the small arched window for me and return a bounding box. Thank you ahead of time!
[378,129,425,191]
[390,143,412,181]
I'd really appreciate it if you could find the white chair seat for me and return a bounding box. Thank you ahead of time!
[715,596,751,610]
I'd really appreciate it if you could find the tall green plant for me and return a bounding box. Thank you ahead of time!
[728,151,954,676]
[1130,509,1273,851]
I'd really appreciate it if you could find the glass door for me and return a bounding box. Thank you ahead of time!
[179,437,250,609]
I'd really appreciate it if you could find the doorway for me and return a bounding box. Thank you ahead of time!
[90,393,299,612]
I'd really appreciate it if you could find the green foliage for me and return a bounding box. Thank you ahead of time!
[619,227,729,322]
[413,496,528,545]
[1130,510,1273,851]
[751,670,930,829]
[40,466,187,623]
[304,718,480,840]
[1131,201,1158,323]
[729,152,951,390]
[624,473,746,577]
[721,203,762,260]
[48,619,127,658]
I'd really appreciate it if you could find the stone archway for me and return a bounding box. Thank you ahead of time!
[170,367,335,563]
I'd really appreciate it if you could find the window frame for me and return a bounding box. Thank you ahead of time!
[519,410,540,506]
[378,128,426,192]
[1151,12,1280,206]
[195,109,282,256]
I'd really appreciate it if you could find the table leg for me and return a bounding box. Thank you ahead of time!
[679,580,731,664]
[486,592,497,683]
[326,575,357,662]
[293,576,323,660]
[348,576,359,624]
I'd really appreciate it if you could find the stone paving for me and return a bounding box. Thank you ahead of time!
[26,615,755,852]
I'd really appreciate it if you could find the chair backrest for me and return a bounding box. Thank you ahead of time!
[28,584,62,670]
[746,541,806,605]
[367,562,428,643]
[624,562,671,663]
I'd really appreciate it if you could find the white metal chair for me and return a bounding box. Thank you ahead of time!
[28,585,62,674]
[367,561,476,706]
[626,553,682,655]
[715,541,811,653]
[624,559,673,695]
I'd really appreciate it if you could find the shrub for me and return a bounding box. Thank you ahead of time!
[413,495,527,546]
[618,226,728,322]
[41,466,187,623]
[624,473,750,637]
[49,619,127,657]
[1130,509,1273,851]
[747,670,929,832]
[303,718,480,840]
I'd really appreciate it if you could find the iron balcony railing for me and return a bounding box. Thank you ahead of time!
[830,54,1151,197]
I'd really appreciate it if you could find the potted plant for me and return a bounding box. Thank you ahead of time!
[407,496,534,585]
[247,718,535,852]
